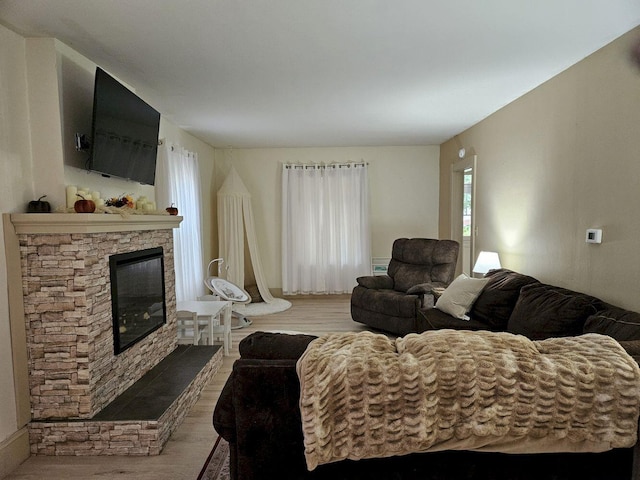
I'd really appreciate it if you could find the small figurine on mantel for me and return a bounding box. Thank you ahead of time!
[27,195,52,213]
[65,186,104,209]
[166,204,179,215]
[74,194,96,213]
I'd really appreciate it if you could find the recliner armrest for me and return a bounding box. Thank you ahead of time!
[405,283,432,309]
[356,275,393,290]
[406,282,435,295]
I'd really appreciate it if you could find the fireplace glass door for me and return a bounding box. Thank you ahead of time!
[109,247,167,354]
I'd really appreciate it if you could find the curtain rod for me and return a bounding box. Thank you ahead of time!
[159,138,197,156]
[282,161,368,169]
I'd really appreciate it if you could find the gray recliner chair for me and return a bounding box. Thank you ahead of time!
[351,238,459,336]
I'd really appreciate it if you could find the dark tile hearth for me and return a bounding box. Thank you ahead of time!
[94,345,221,421]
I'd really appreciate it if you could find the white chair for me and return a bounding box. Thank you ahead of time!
[176,310,208,345]
[196,296,232,356]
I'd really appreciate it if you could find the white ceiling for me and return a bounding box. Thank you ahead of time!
[1,0,639,148]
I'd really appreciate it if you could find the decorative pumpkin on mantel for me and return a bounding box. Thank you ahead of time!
[74,194,96,213]
[27,195,51,213]
[166,204,179,215]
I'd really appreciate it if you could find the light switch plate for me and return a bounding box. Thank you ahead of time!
[585,228,602,244]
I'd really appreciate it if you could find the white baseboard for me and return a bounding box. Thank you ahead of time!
[0,427,29,478]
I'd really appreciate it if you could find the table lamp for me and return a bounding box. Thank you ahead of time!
[472,251,501,276]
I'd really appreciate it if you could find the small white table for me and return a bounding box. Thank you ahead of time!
[176,300,232,355]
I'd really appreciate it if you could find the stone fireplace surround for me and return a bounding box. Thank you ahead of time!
[9,213,222,455]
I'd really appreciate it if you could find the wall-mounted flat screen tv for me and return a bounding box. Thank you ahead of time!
[88,67,161,185]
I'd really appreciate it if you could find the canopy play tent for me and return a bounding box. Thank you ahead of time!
[217,167,275,305]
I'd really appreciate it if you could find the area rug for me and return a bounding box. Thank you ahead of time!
[232,297,292,317]
[197,436,230,480]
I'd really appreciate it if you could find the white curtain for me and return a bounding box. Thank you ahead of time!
[156,143,204,302]
[282,162,371,295]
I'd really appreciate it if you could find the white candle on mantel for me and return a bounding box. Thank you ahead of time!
[65,185,77,208]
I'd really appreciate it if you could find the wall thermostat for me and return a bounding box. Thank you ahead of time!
[585,228,602,244]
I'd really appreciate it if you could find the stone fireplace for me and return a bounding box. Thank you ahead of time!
[9,213,221,455]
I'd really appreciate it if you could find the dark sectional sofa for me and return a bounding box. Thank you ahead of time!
[213,269,640,480]
[420,269,640,351]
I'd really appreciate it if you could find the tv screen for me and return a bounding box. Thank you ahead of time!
[89,67,160,185]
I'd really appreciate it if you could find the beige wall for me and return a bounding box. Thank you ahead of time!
[440,26,640,311]
[214,146,440,291]
[0,24,33,476]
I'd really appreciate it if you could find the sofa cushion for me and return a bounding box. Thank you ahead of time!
[469,269,540,329]
[239,331,317,360]
[435,274,489,320]
[584,304,640,341]
[418,307,500,332]
[507,283,601,340]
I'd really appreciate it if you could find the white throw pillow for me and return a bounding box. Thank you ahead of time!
[435,274,490,320]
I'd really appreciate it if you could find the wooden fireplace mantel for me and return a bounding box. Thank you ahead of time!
[10,212,182,234]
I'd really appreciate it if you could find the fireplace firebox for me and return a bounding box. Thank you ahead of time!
[110,247,167,354]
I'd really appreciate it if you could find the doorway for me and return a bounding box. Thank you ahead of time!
[451,155,477,276]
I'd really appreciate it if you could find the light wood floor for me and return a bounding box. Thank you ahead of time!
[6,295,369,480]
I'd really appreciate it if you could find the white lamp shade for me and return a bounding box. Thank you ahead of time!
[473,251,501,275]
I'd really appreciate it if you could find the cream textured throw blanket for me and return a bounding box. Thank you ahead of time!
[296,330,640,470]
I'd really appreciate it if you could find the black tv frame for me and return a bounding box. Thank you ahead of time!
[88,67,161,185]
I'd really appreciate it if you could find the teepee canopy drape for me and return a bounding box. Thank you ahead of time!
[217,167,274,303]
